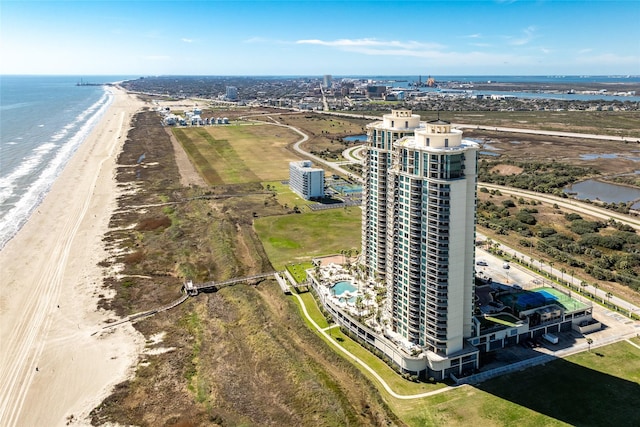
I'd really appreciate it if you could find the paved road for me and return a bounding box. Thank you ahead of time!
[239,113,362,181]
[479,183,640,231]
[482,232,640,317]
[455,123,640,143]
[478,183,640,315]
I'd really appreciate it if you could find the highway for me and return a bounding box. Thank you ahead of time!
[455,123,640,143]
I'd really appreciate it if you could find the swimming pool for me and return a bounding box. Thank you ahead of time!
[332,280,357,297]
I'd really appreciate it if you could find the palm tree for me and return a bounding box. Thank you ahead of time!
[560,267,566,284]
[606,292,613,304]
[580,281,588,294]
[548,261,554,279]
[586,337,593,352]
[355,295,364,314]
[569,269,575,288]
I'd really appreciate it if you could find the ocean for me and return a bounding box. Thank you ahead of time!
[0,75,135,250]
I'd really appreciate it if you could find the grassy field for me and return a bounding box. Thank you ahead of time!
[291,291,640,426]
[440,110,640,138]
[173,123,301,185]
[94,111,401,426]
[254,206,361,270]
[405,341,640,426]
[262,180,316,211]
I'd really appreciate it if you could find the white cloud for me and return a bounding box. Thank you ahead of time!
[509,26,537,46]
[181,38,194,43]
[295,38,445,57]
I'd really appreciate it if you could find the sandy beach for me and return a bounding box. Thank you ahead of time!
[0,86,146,426]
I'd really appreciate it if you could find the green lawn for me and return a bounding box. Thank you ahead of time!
[292,290,640,426]
[173,124,300,185]
[290,293,446,396]
[254,207,361,270]
[408,340,640,426]
[263,180,315,211]
[286,262,314,283]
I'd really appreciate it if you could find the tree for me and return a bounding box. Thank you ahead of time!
[569,269,575,287]
[586,337,593,352]
[560,267,567,284]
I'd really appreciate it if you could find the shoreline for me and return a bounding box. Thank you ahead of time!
[0,86,146,425]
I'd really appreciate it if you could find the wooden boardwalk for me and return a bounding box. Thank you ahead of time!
[184,272,275,295]
[100,272,277,332]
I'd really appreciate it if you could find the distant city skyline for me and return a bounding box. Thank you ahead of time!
[1,0,639,76]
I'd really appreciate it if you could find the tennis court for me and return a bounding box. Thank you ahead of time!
[499,287,588,313]
[332,183,362,195]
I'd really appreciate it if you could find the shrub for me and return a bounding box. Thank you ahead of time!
[570,219,603,235]
[516,210,537,225]
[564,212,583,221]
[537,227,557,238]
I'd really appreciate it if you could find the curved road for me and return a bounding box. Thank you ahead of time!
[477,184,640,315]
[480,183,640,230]
[244,115,364,183]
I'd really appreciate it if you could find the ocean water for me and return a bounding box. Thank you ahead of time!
[0,75,134,249]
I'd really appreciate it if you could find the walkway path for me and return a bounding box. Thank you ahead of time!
[290,292,460,400]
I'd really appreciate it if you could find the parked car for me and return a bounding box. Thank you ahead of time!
[476,260,488,266]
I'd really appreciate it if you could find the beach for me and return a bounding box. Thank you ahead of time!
[0,86,146,426]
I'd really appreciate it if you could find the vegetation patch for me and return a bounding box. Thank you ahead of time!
[93,109,399,426]
[286,262,314,283]
[254,207,362,270]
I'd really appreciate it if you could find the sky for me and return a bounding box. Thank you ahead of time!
[1,0,639,76]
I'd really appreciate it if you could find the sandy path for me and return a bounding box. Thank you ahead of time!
[0,86,146,426]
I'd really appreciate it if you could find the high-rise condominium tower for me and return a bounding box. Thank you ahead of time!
[362,110,422,279]
[363,110,479,368]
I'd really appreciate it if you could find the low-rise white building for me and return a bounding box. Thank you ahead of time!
[289,160,324,200]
